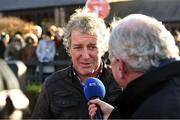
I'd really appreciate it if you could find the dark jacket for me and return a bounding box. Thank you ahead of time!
[110,60,180,119]
[32,63,121,119]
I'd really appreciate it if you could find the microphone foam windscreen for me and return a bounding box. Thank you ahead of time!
[83,77,106,100]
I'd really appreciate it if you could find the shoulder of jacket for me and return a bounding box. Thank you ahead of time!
[44,66,71,87]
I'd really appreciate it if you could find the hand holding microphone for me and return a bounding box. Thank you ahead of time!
[83,77,114,120]
[88,99,114,120]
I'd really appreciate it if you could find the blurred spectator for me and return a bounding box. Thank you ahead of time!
[36,31,56,63]
[0,58,29,119]
[36,31,56,82]
[21,33,38,82]
[54,27,70,61]
[49,25,57,38]
[172,30,180,52]
[0,32,10,59]
[4,34,25,60]
[0,32,10,46]
[32,25,42,40]
[21,33,38,61]
[0,41,5,59]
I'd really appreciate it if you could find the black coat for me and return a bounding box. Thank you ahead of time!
[110,61,180,119]
[32,63,121,119]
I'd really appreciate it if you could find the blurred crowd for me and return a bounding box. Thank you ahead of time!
[0,25,69,62]
[0,25,70,82]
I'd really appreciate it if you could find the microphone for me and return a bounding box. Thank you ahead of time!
[83,77,106,119]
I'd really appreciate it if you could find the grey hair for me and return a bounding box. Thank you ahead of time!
[109,14,179,71]
[63,8,110,55]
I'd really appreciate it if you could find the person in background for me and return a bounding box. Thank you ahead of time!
[171,30,180,54]
[36,31,56,82]
[21,33,38,80]
[32,25,42,41]
[21,33,38,61]
[49,25,57,38]
[4,33,25,60]
[32,8,121,119]
[54,27,70,65]
[0,32,10,59]
[0,32,10,46]
[2,32,27,84]
[88,14,180,119]
[36,31,56,63]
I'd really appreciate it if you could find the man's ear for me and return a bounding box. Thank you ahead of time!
[117,59,126,79]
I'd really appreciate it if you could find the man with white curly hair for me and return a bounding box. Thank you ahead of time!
[88,14,180,119]
[32,8,121,119]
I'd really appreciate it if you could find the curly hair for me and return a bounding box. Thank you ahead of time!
[63,8,110,55]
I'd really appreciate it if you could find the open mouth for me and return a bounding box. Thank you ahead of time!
[80,63,92,68]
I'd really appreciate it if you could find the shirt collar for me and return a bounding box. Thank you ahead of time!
[72,62,104,83]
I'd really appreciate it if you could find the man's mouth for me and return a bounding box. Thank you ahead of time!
[80,62,92,68]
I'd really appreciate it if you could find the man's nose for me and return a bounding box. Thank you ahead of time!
[82,48,90,59]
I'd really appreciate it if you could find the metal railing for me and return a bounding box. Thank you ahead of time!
[23,60,71,83]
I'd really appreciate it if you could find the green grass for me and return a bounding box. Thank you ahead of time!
[26,83,42,93]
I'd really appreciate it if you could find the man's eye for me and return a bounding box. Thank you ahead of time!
[89,46,97,49]
[73,46,81,49]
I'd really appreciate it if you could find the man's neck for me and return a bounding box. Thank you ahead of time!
[72,62,103,83]
[79,71,100,82]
